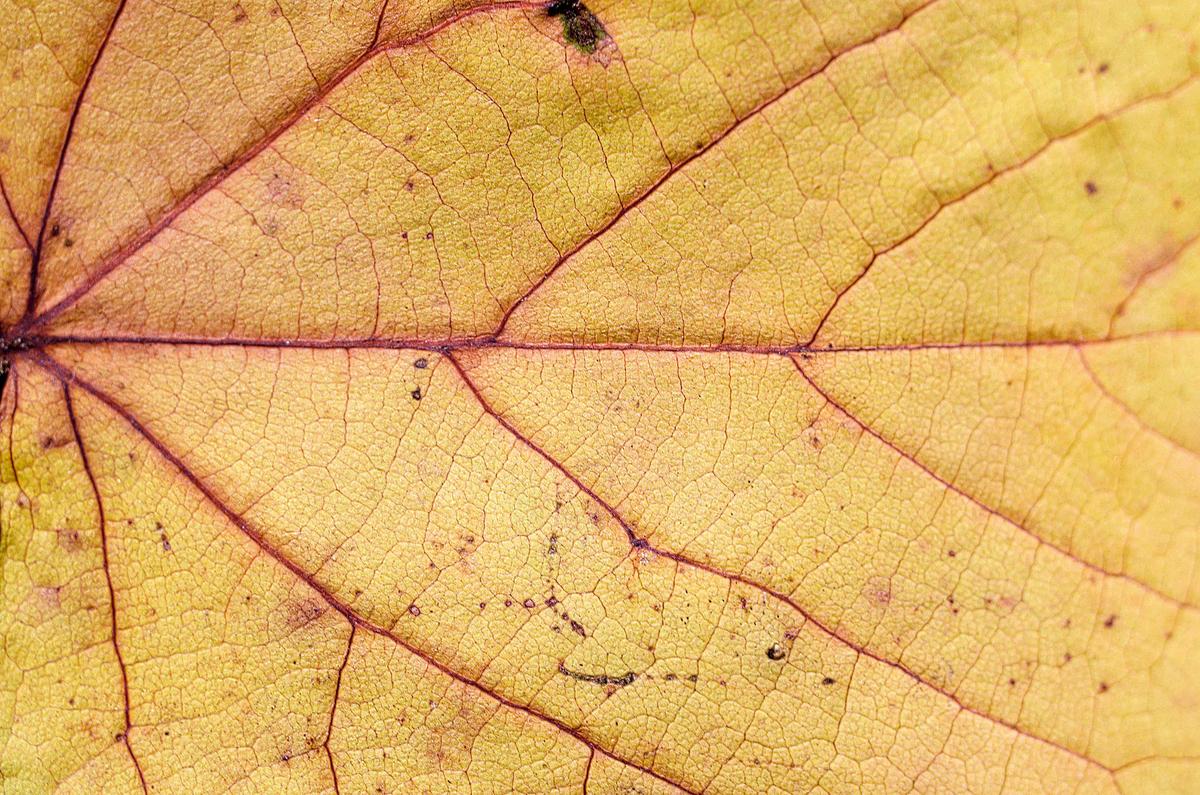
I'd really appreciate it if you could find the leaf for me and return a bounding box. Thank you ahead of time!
[1,0,1198,792]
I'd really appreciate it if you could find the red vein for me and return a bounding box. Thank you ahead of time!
[32,350,699,795]
[442,351,1114,776]
[0,172,32,250]
[788,354,1192,608]
[324,624,354,795]
[582,747,595,795]
[25,0,130,321]
[1077,347,1200,458]
[1107,233,1200,338]
[489,0,939,339]
[62,380,148,793]
[24,0,546,333]
[26,327,1196,356]
[806,75,1200,346]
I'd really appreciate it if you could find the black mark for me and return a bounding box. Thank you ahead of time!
[558,662,637,687]
[1085,180,1098,195]
[411,387,422,400]
[546,0,608,54]
[414,357,428,369]
[821,676,836,685]
[766,643,786,661]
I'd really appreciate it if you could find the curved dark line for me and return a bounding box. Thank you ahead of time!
[806,76,1200,346]
[0,172,32,250]
[442,351,1115,776]
[32,350,701,795]
[1077,347,1200,458]
[24,0,546,333]
[789,355,1193,606]
[324,624,354,795]
[489,0,939,339]
[62,379,149,793]
[25,0,130,322]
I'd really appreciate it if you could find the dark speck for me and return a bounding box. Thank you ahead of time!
[411,387,422,400]
[821,676,836,685]
[546,0,608,55]
[414,357,428,369]
[1085,180,1098,195]
[766,644,786,661]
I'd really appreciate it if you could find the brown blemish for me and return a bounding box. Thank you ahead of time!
[546,0,615,62]
[557,661,637,688]
[765,644,786,661]
[864,577,892,607]
[284,599,326,630]
[821,676,836,685]
[414,357,428,369]
[1103,614,1117,628]
[411,386,422,401]
[56,527,83,553]
[408,604,421,617]
[1085,180,1098,195]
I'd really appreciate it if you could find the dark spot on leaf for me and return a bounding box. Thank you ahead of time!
[821,676,836,685]
[414,357,428,369]
[408,604,421,617]
[283,599,326,630]
[1104,614,1117,628]
[766,644,786,661]
[523,598,536,608]
[558,661,637,687]
[1085,180,1098,195]
[1097,62,1109,73]
[546,0,608,54]
[1098,681,1109,693]
[50,223,61,237]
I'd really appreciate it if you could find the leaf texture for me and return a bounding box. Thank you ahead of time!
[1,0,1198,792]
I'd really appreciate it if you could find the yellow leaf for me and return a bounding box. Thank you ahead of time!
[2,0,1198,792]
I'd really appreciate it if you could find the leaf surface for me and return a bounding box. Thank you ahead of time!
[1,0,1199,792]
